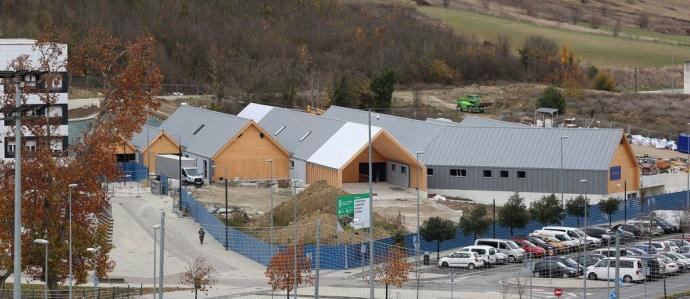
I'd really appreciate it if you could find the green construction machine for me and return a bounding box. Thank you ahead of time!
[456,94,489,113]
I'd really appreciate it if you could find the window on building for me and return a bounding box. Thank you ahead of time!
[517,171,527,179]
[427,168,434,176]
[259,132,265,139]
[483,170,492,178]
[26,140,37,152]
[450,169,467,177]
[7,142,15,153]
[50,139,63,153]
[299,131,311,142]
[401,166,407,174]
[500,170,509,178]
[289,160,295,169]
[275,125,286,136]
[391,164,397,171]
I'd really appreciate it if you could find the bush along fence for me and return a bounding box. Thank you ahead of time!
[180,189,690,270]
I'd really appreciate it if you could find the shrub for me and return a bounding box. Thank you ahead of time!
[536,86,566,113]
[593,71,616,91]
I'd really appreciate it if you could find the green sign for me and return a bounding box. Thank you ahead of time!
[336,193,369,218]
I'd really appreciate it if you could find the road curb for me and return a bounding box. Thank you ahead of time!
[501,278,635,290]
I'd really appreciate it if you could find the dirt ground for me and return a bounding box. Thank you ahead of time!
[631,144,686,160]
[189,183,293,218]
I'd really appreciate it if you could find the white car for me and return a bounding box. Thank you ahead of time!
[456,245,498,266]
[664,241,680,252]
[495,252,509,265]
[660,252,690,272]
[586,257,646,283]
[475,239,525,262]
[439,251,485,269]
[657,256,680,274]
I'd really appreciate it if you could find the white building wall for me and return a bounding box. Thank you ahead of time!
[685,61,690,94]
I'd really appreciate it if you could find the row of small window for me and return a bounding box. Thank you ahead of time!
[391,164,407,174]
[7,140,63,153]
[427,168,527,179]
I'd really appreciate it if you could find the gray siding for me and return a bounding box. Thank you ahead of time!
[289,158,308,182]
[386,161,410,188]
[426,165,607,195]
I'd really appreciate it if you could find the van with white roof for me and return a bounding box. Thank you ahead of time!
[474,239,525,263]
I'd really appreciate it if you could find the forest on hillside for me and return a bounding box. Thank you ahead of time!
[1,0,588,108]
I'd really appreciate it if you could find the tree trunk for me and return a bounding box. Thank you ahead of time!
[287,289,290,299]
[195,288,198,299]
[385,284,389,299]
[0,272,10,296]
[437,241,440,261]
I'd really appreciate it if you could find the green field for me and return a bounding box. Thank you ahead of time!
[419,6,690,68]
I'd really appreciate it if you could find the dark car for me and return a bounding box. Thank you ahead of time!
[615,229,637,243]
[632,244,659,255]
[613,223,642,237]
[575,254,604,267]
[636,255,664,279]
[655,219,678,233]
[527,236,557,256]
[626,247,648,256]
[532,260,582,278]
[584,227,613,245]
[542,256,584,271]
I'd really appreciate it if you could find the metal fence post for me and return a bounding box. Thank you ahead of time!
[315,220,321,299]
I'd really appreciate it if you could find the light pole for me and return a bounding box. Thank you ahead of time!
[686,123,689,211]
[33,239,49,299]
[266,159,275,259]
[212,165,229,250]
[153,224,161,299]
[579,179,588,299]
[87,247,99,299]
[415,151,424,299]
[67,183,78,299]
[368,109,375,299]
[560,136,569,224]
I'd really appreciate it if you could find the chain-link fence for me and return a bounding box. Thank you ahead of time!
[0,285,148,299]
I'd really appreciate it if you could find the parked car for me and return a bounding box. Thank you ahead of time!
[628,220,664,237]
[668,239,690,248]
[532,230,581,251]
[583,227,613,246]
[649,241,673,253]
[655,218,678,233]
[575,254,603,268]
[636,255,665,279]
[586,257,646,283]
[475,239,525,262]
[592,247,630,258]
[495,252,509,265]
[525,236,557,256]
[543,226,601,247]
[658,256,679,275]
[532,260,582,278]
[439,251,485,269]
[678,246,690,258]
[531,235,569,254]
[632,244,659,255]
[626,247,648,256]
[659,252,690,273]
[456,246,498,267]
[613,223,642,237]
[614,229,638,243]
[649,210,687,229]
[512,238,547,258]
[542,256,584,272]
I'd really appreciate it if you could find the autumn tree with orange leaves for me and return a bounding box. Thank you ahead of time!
[179,257,217,299]
[0,27,161,292]
[265,242,314,298]
[376,245,411,299]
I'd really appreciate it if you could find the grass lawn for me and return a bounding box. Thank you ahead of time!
[419,6,690,68]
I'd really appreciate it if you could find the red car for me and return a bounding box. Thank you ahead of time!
[512,238,546,258]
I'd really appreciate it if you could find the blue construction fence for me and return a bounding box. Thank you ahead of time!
[180,189,690,270]
[118,162,149,181]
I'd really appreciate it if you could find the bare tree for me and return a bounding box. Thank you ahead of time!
[638,13,649,29]
[613,20,622,37]
[412,86,421,120]
[179,257,217,299]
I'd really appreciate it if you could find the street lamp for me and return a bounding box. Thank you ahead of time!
[560,136,569,224]
[87,247,99,299]
[212,165,229,250]
[67,183,78,299]
[415,150,424,299]
[579,179,588,299]
[617,181,628,223]
[33,239,49,299]
[368,109,378,299]
[686,123,689,212]
[152,224,161,299]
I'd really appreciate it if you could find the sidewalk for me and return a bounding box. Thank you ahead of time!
[504,277,629,289]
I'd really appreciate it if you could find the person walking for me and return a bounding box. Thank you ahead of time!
[198,227,205,245]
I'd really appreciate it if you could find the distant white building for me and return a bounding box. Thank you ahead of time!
[0,39,69,159]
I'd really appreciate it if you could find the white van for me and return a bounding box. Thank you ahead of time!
[456,245,498,266]
[474,239,525,262]
[586,257,646,283]
[543,226,601,247]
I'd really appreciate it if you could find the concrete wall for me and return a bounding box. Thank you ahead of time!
[642,172,689,195]
[426,165,608,195]
[386,161,410,188]
[685,61,690,94]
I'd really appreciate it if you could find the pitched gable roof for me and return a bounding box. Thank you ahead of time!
[130,125,179,152]
[159,105,250,158]
[423,127,623,170]
[323,105,444,154]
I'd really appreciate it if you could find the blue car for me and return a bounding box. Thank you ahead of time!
[632,244,659,255]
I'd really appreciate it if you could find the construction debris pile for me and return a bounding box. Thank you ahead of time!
[630,135,677,151]
[637,155,689,176]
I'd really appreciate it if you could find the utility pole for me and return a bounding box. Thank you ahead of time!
[615,231,621,299]
[13,80,23,299]
[315,220,321,299]
[415,151,423,299]
[560,136,568,223]
[293,179,299,299]
[368,109,375,299]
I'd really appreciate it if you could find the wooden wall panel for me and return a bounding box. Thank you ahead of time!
[341,147,385,182]
[608,137,640,194]
[141,133,179,171]
[213,124,290,181]
[307,163,341,187]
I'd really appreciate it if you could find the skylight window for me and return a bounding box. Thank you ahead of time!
[299,131,312,142]
[275,125,286,136]
[192,124,205,135]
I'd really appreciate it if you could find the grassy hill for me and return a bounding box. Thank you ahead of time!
[419,6,690,68]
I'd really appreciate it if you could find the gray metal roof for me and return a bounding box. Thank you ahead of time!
[423,127,624,170]
[158,105,249,158]
[324,106,444,154]
[459,116,528,128]
[67,118,94,146]
[130,125,165,150]
[536,107,559,114]
[251,105,347,161]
